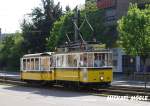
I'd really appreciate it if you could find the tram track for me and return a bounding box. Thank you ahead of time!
[94,87,150,96]
[0,76,150,101]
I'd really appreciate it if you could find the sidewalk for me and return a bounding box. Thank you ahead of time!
[112,80,150,88]
[0,71,20,80]
[112,73,150,88]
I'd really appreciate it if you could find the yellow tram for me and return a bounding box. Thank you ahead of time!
[20,52,55,82]
[20,50,113,87]
[20,8,113,88]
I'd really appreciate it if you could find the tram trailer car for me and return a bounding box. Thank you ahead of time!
[20,52,55,83]
[20,51,113,87]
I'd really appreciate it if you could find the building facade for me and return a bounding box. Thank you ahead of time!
[96,0,150,25]
[96,0,150,73]
[112,48,141,73]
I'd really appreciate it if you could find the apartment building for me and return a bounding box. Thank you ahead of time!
[96,0,150,73]
[96,0,150,25]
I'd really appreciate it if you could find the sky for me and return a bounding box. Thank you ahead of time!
[0,0,85,34]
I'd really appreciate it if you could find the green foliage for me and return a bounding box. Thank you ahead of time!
[47,12,74,51]
[80,8,105,41]
[47,2,116,49]
[85,0,97,10]
[47,14,66,51]
[59,13,74,43]
[65,5,71,12]
[118,4,150,58]
[0,33,24,71]
[21,0,62,53]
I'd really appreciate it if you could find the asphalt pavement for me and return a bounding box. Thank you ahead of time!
[0,84,149,106]
[0,71,150,88]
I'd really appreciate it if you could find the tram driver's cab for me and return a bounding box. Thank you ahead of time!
[54,51,113,85]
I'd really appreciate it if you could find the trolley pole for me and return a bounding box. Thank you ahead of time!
[74,7,79,42]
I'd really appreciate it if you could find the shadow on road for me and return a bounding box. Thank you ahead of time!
[2,85,90,97]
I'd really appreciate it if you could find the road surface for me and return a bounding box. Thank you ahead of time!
[0,71,150,88]
[0,83,149,106]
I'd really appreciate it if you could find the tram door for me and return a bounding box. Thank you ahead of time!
[55,54,79,81]
[40,56,53,80]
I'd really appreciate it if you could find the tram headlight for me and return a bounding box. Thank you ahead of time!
[100,76,104,80]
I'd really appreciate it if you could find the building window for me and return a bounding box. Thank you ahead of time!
[105,9,117,21]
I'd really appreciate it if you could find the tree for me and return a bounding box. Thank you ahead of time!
[85,0,96,3]
[47,12,74,51]
[118,4,150,67]
[80,5,105,42]
[0,33,24,71]
[65,5,71,12]
[47,2,116,49]
[21,0,62,53]
[46,14,66,51]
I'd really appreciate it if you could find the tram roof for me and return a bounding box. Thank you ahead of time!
[23,52,54,58]
[55,50,112,55]
[22,50,112,58]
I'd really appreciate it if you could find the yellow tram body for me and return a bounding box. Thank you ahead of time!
[54,68,112,83]
[21,51,113,87]
[21,71,54,81]
[21,52,54,81]
[54,51,113,85]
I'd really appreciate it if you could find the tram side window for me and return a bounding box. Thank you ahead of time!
[74,55,79,67]
[41,57,50,71]
[62,55,68,67]
[26,59,30,70]
[49,57,53,67]
[35,58,39,70]
[23,59,26,70]
[94,53,105,67]
[53,56,56,67]
[56,56,63,67]
[68,55,73,67]
[80,54,87,67]
[61,55,64,67]
[30,58,34,70]
[87,53,94,67]
[68,55,78,67]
